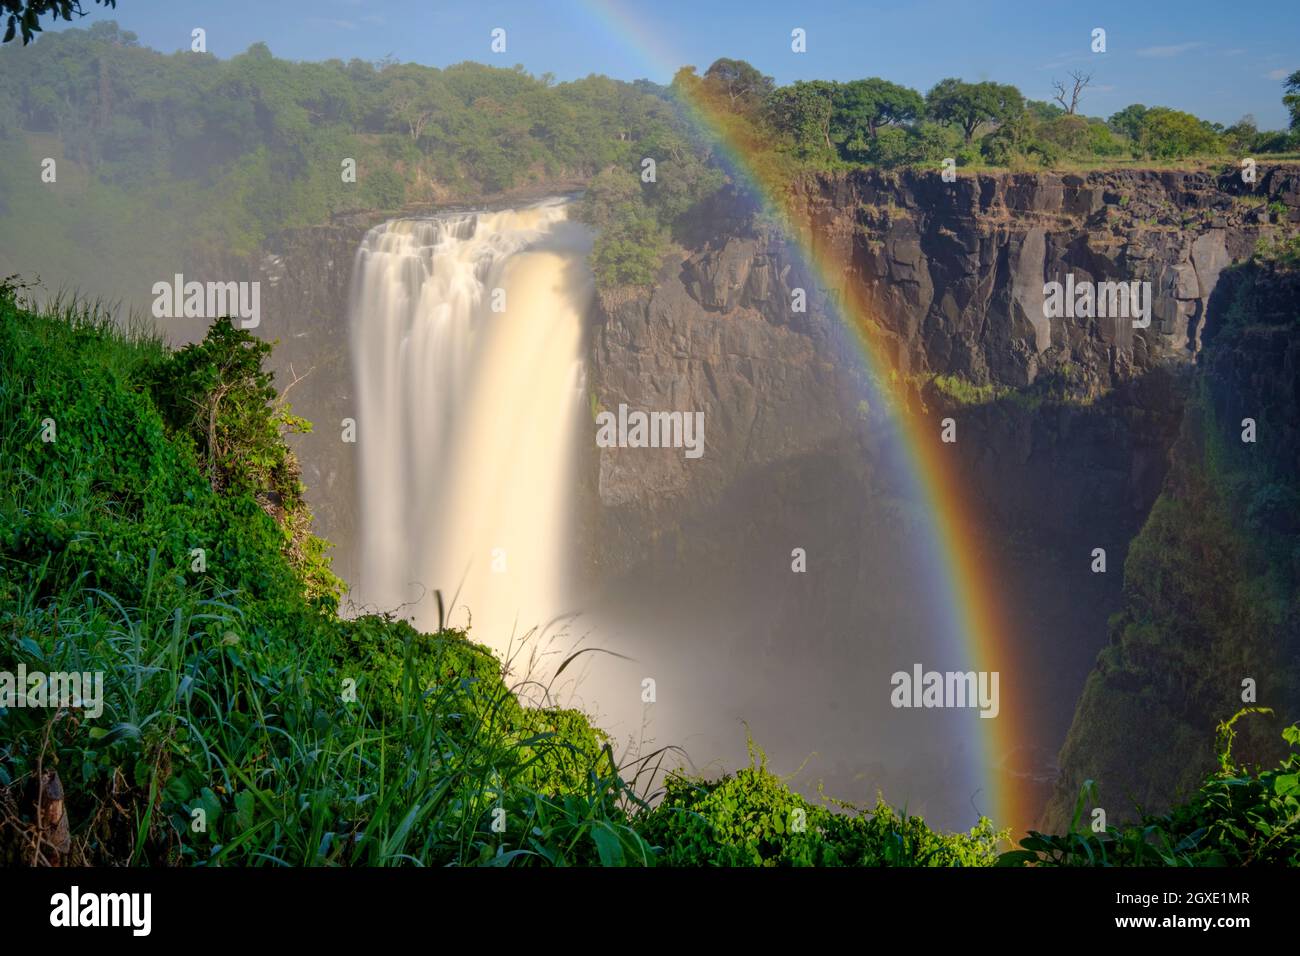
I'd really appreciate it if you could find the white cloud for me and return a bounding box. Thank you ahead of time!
[1136,41,1206,58]
[1265,68,1291,80]
[307,17,358,31]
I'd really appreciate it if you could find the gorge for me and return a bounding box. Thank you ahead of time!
[213,164,1299,833]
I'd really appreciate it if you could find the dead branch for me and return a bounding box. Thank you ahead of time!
[1052,70,1093,115]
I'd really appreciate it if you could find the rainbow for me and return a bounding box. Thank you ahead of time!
[584,0,1033,836]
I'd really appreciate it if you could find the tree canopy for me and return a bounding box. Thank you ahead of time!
[925,78,1025,143]
[1,0,114,44]
[1285,70,1300,131]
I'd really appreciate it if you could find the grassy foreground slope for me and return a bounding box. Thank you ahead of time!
[0,280,1295,866]
[0,283,631,866]
[0,281,1004,866]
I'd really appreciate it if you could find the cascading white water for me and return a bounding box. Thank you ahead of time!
[348,200,593,652]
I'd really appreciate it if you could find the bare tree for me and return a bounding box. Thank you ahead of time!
[386,76,434,141]
[1052,70,1093,115]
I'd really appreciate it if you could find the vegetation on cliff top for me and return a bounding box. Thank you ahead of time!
[4,26,1295,296]
[0,21,698,300]
[578,58,1299,290]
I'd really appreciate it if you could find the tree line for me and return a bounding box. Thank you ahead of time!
[0,27,1294,298]
[687,57,1299,169]
[0,21,709,302]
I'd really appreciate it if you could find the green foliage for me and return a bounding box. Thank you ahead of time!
[1285,70,1300,132]
[1137,107,1222,159]
[572,89,725,290]
[980,109,1128,167]
[1,0,113,44]
[362,165,406,211]
[0,23,684,297]
[0,288,638,866]
[1003,712,1300,866]
[1026,99,1066,122]
[848,78,926,133]
[832,78,924,160]
[930,373,1005,406]
[0,283,1295,868]
[1254,232,1300,269]
[1222,115,1260,154]
[586,201,664,287]
[926,77,1025,144]
[765,80,838,161]
[1108,104,1149,141]
[637,741,1003,866]
[701,58,774,114]
[1044,246,1300,834]
[147,317,342,605]
[0,30,1270,304]
[1084,118,1126,157]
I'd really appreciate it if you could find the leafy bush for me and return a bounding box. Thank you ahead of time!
[1137,107,1222,159]
[1003,711,1300,866]
[637,740,1003,866]
[572,104,724,290]
[585,203,665,288]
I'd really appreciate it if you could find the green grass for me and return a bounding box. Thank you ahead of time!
[0,283,645,866]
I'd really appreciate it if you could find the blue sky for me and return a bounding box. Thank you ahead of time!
[47,0,1300,127]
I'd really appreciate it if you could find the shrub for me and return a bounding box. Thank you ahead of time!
[1138,107,1222,159]
[637,741,1003,866]
[1003,712,1300,866]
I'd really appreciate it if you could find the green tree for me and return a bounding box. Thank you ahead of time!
[832,77,923,158]
[1085,118,1126,157]
[1108,103,1148,140]
[1026,99,1065,122]
[834,77,923,137]
[1222,114,1259,153]
[1138,107,1221,158]
[1041,113,1090,153]
[980,111,1058,167]
[587,202,663,287]
[767,80,837,158]
[577,165,642,232]
[2,0,113,44]
[926,78,1024,143]
[1284,70,1300,131]
[701,57,774,114]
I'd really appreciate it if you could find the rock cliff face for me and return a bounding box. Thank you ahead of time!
[797,166,1296,385]
[220,164,1298,827]
[585,165,1299,822]
[587,165,1298,552]
[1042,263,1300,830]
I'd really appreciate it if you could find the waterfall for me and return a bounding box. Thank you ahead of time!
[348,200,593,652]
